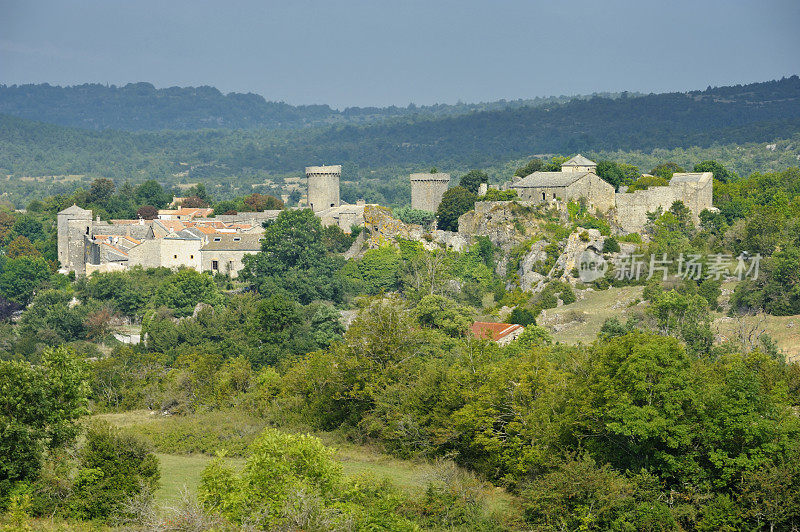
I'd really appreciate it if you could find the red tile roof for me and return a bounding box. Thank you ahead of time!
[471,322,523,341]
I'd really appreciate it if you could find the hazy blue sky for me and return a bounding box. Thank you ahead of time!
[1,0,798,108]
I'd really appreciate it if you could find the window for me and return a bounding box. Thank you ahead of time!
[173,255,177,259]
[330,203,335,207]
[213,237,221,242]
[190,255,194,259]
[233,237,241,242]
[542,192,546,201]
[212,260,219,270]
[553,193,556,199]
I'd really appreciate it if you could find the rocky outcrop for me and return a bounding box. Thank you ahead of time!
[553,228,605,282]
[458,201,560,252]
[518,239,550,291]
[362,205,470,253]
[363,205,425,246]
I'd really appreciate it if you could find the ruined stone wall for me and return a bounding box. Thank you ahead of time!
[613,186,677,234]
[669,179,713,223]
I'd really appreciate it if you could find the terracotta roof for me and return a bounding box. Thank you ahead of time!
[100,241,129,257]
[155,220,188,233]
[176,207,214,217]
[471,322,523,341]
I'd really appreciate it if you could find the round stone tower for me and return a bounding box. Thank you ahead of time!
[306,165,341,213]
[410,172,451,213]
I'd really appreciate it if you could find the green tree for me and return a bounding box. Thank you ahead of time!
[436,186,476,231]
[69,422,160,520]
[0,347,89,499]
[393,206,435,227]
[579,332,697,484]
[134,180,170,209]
[153,269,223,317]
[415,294,472,337]
[240,209,343,304]
[694,160,737,183]
[459,170,488,194]
[88,178,115,205]
[650,162,685,180]
[595,160,626,190]
[514,158,544,177]
[198,429,343,527]
[0,255,51,304]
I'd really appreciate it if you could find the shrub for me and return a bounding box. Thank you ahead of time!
[509,307,537,326]
[603,236,621,253]
[393,206,435,227]
[69,423,159,521]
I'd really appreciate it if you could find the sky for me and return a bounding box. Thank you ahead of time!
[1,0,798,109]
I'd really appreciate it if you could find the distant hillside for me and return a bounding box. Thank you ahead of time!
[0,82,630,131]
[223,76,800,169]
[1,76,799,206]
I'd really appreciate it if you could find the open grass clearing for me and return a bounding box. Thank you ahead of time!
[97,411,520,517]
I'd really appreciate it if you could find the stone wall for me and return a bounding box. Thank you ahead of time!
[568,174,615,212]
[201,249,256,277]
[127,238,203,270]
[613,186,677,234]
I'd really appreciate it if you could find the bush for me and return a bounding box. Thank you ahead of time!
[509,307,537,326]
[393,206,435,227]
[69,422,159,521]
[603,236,621,253]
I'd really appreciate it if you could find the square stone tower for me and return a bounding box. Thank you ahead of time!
[561,154,597,174]
[57,204,92,273]
[306,165,341,213]
[410,173,451,213]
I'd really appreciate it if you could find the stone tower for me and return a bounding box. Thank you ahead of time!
[57,204,92,274]
[306,165,341,213]
[410,173,451,212]
[561,154,597,174]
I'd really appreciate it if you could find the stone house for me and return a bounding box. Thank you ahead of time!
[510,171,615,212]
[200,233,263,278]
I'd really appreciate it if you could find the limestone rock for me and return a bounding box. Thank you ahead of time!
[520,271,546,292]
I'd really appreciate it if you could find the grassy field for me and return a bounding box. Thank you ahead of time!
[96,411,520,518]
[539,285,645,345]
[538,283,800,361]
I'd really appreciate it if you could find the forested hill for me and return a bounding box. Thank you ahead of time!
[1,76,799,182]
[280,76,800,168]
[0,82,627,131]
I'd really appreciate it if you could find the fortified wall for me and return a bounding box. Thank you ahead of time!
[614,172,713,233]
